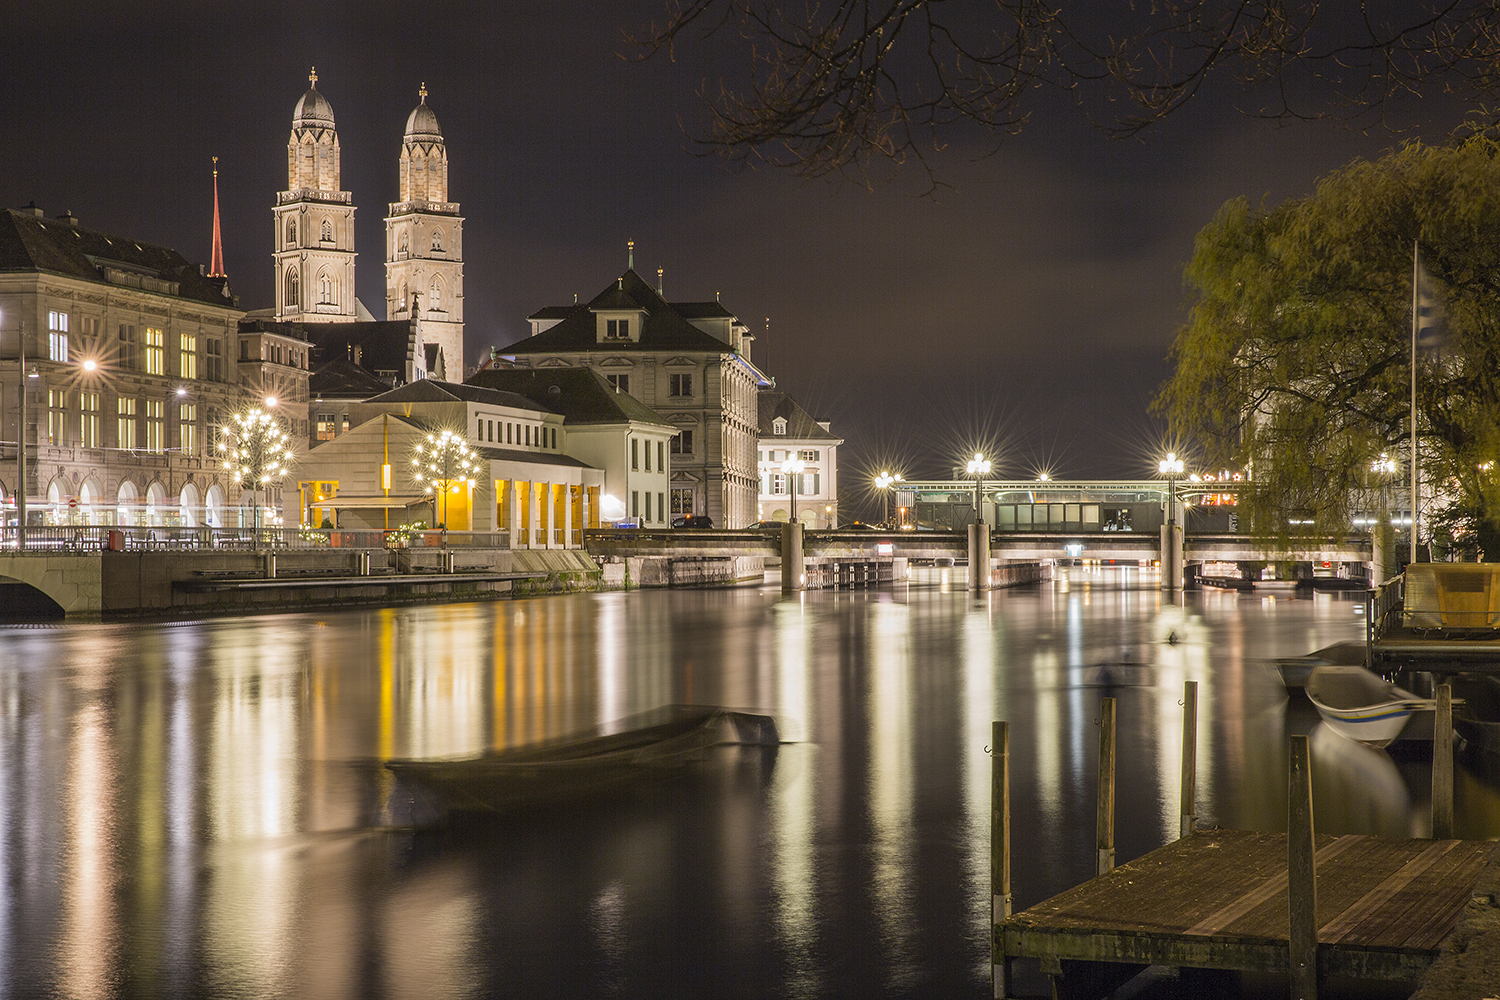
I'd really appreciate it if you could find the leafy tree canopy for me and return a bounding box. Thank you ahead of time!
[1158,128,1500,553]
[640,1,1500,183]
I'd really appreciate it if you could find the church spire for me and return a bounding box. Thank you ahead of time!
[209,156,226,277]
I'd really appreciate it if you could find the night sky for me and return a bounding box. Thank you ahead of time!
[4,3,1471,498]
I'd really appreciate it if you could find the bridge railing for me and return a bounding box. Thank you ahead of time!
[0,526,510,553]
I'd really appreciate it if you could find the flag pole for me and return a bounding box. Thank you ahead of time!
[1411,239,1419,565]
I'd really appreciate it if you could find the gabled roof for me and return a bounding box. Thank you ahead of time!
[363,378,547,413]
[504,269,734,355]
[758,391,842,442]
[310,356,396,400]
[303,320,418,376]
[0,207,238,309]
[467,366,677,428]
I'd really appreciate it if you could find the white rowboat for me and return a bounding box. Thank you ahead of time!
[1304,665,1434,748]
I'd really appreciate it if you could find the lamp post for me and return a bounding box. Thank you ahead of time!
[1159,451,1185,590]
[966,452,991,526]
[875,471,902,528]
[782,454,805,525]
[1371,452,1398,582]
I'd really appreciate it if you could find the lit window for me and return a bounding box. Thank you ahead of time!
[179,403,197,456]
[144,399,164,452]
[773,417,786,435]
[117,398,137,450]
[180,334,197,379]
[144,328,164,375]
[80,392,100,448]
[47,389,67,445]
[48,311,68,362]
[316,413,336,441]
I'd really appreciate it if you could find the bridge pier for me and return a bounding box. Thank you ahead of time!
[968,523,991,591]
[781,522,804,593]
[1160,522,1183,591]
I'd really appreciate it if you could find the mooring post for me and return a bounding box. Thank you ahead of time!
[992,721,1012,998]
[1180,680,1198,839]
[1288,734,1318,1000]
[1097,697,1116,876]
[1433,683,1454,839]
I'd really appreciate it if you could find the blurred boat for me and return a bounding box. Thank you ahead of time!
[1305,665,1436,748]
[387,706,779,816]
[1275,640,1367,689]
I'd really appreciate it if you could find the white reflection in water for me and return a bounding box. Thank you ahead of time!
[868,601,917,989]
[596,593,626,730]
[59,701,118,1000]
[961,598,997,978]
[592,878,627,992]
[769,598,819,995]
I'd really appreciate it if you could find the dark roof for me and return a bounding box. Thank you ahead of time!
[467,366,676,428]
[672,302,736,320]
[526,305,575,322]
[303,320,418,376]
[0,207,239,309]
[503,269,735,356]
[310,357,396,400]
[363,378,548,413]
[758,391,841,441]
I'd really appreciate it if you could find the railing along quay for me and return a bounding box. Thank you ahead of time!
[0,526,510,553]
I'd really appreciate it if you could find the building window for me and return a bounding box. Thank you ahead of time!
[773,417,787,435]
[319,272,334,305]
[316,413,336,441]
[645,491,652,522]
[117,398,137,450]
[506,423,512,444]
[606,374,629,393]
[672,430,693,455]
[286,218,296,246]
[632,439,639,471]
[398,232,409,258]
[179,403,197,456]
[48,311,69,362]
[771,473,784,495]
[341,415,349,433]
[320,219,333,242]
[671,489,693,515]
[645,440,651,472]
[429,277,442,311]
[606,319,630,339]
[658,440,665,470]
[144,399,164,452]
[399,281,409,314]
[800,449,818,462]
[658,493,665,523]
[180,333,197,379]
[432,229,444,252]
[144,328,164,375]
[118,324,136,369]
[80,392,100,448]
[632,491,639,518]
[550,428,557,449]
[204,338,222,381]
[47,389,67,446]
[285,269,300,309]
[669,373,691,397]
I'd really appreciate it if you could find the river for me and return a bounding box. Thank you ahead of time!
[2,566,1496,998]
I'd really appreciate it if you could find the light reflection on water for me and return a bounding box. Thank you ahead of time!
[1,567,1497,998]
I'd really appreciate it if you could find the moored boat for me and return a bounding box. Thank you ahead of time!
[1305,665,1434,748]
[386,705,779,816]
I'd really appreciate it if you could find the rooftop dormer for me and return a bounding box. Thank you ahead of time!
[593,279,647,344]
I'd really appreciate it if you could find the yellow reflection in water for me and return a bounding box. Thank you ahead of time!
[59,700,118,1000]
[769,598,818,993]
[868,601,918,988]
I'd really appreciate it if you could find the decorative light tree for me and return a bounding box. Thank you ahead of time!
[218,407,293,534]
[412,430,476,530]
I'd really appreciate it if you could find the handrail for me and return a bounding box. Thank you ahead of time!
[0,526,511,553]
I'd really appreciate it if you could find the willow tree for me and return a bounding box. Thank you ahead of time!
[1159,129,1500,555]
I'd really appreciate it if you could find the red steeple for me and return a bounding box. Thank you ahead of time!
[209,156,226,278]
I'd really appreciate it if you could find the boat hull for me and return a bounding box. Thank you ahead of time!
[1305,665,1424,748]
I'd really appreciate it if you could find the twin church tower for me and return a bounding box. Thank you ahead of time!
[271,69,463,373]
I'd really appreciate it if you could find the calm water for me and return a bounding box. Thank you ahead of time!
[3,567,1498,999]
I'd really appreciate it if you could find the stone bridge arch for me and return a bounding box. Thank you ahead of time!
[0,554,101,619]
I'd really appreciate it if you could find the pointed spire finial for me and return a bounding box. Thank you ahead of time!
[309,66,318,88]
[419,82,428,103]
[628,240,634,270]
[209,156,226,278]
[657,267,663,294]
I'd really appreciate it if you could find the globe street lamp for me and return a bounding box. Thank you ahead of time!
[1158,452,1185,522]
[1159,452,1185,591]
[966,452,991,526]
[875,471,902,527]
[1371,452,1399,582]
[782,454,805,525]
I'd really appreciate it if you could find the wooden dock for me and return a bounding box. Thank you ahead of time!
[997,828,1495,997]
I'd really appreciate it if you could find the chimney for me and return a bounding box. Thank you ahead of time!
[56,211,78,227]
[21,202,43,217]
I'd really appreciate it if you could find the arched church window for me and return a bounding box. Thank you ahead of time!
[429,277,443,312]
[431,229,443,252]
[285,219,296,247]
[319,272,334,305]
[285,269,300,309]
[399,281,409,314]
[320,219,333,242]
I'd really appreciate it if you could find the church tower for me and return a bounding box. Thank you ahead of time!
[274,69,358,323]
[386,85,464,377]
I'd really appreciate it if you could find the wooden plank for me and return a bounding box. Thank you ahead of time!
[1186,835,1362,937]
[1227,836,1411,941]
[1319,839,1459,944]
[1377,843,1493,950]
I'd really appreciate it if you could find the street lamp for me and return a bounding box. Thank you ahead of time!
[875,470,902,527]
[782,454,805,525]
[966,452,991,525]
[1158,452,1184,523]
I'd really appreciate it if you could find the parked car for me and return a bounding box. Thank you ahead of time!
[839,520,878,530]
[672,515,715,529]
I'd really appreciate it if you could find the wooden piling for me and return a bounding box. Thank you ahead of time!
[1433,684,1453,840]
[992,721,1011,998]
[1180,680,1198,839]
[1288,734,1318,1000]
[1097,698,1116,876]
